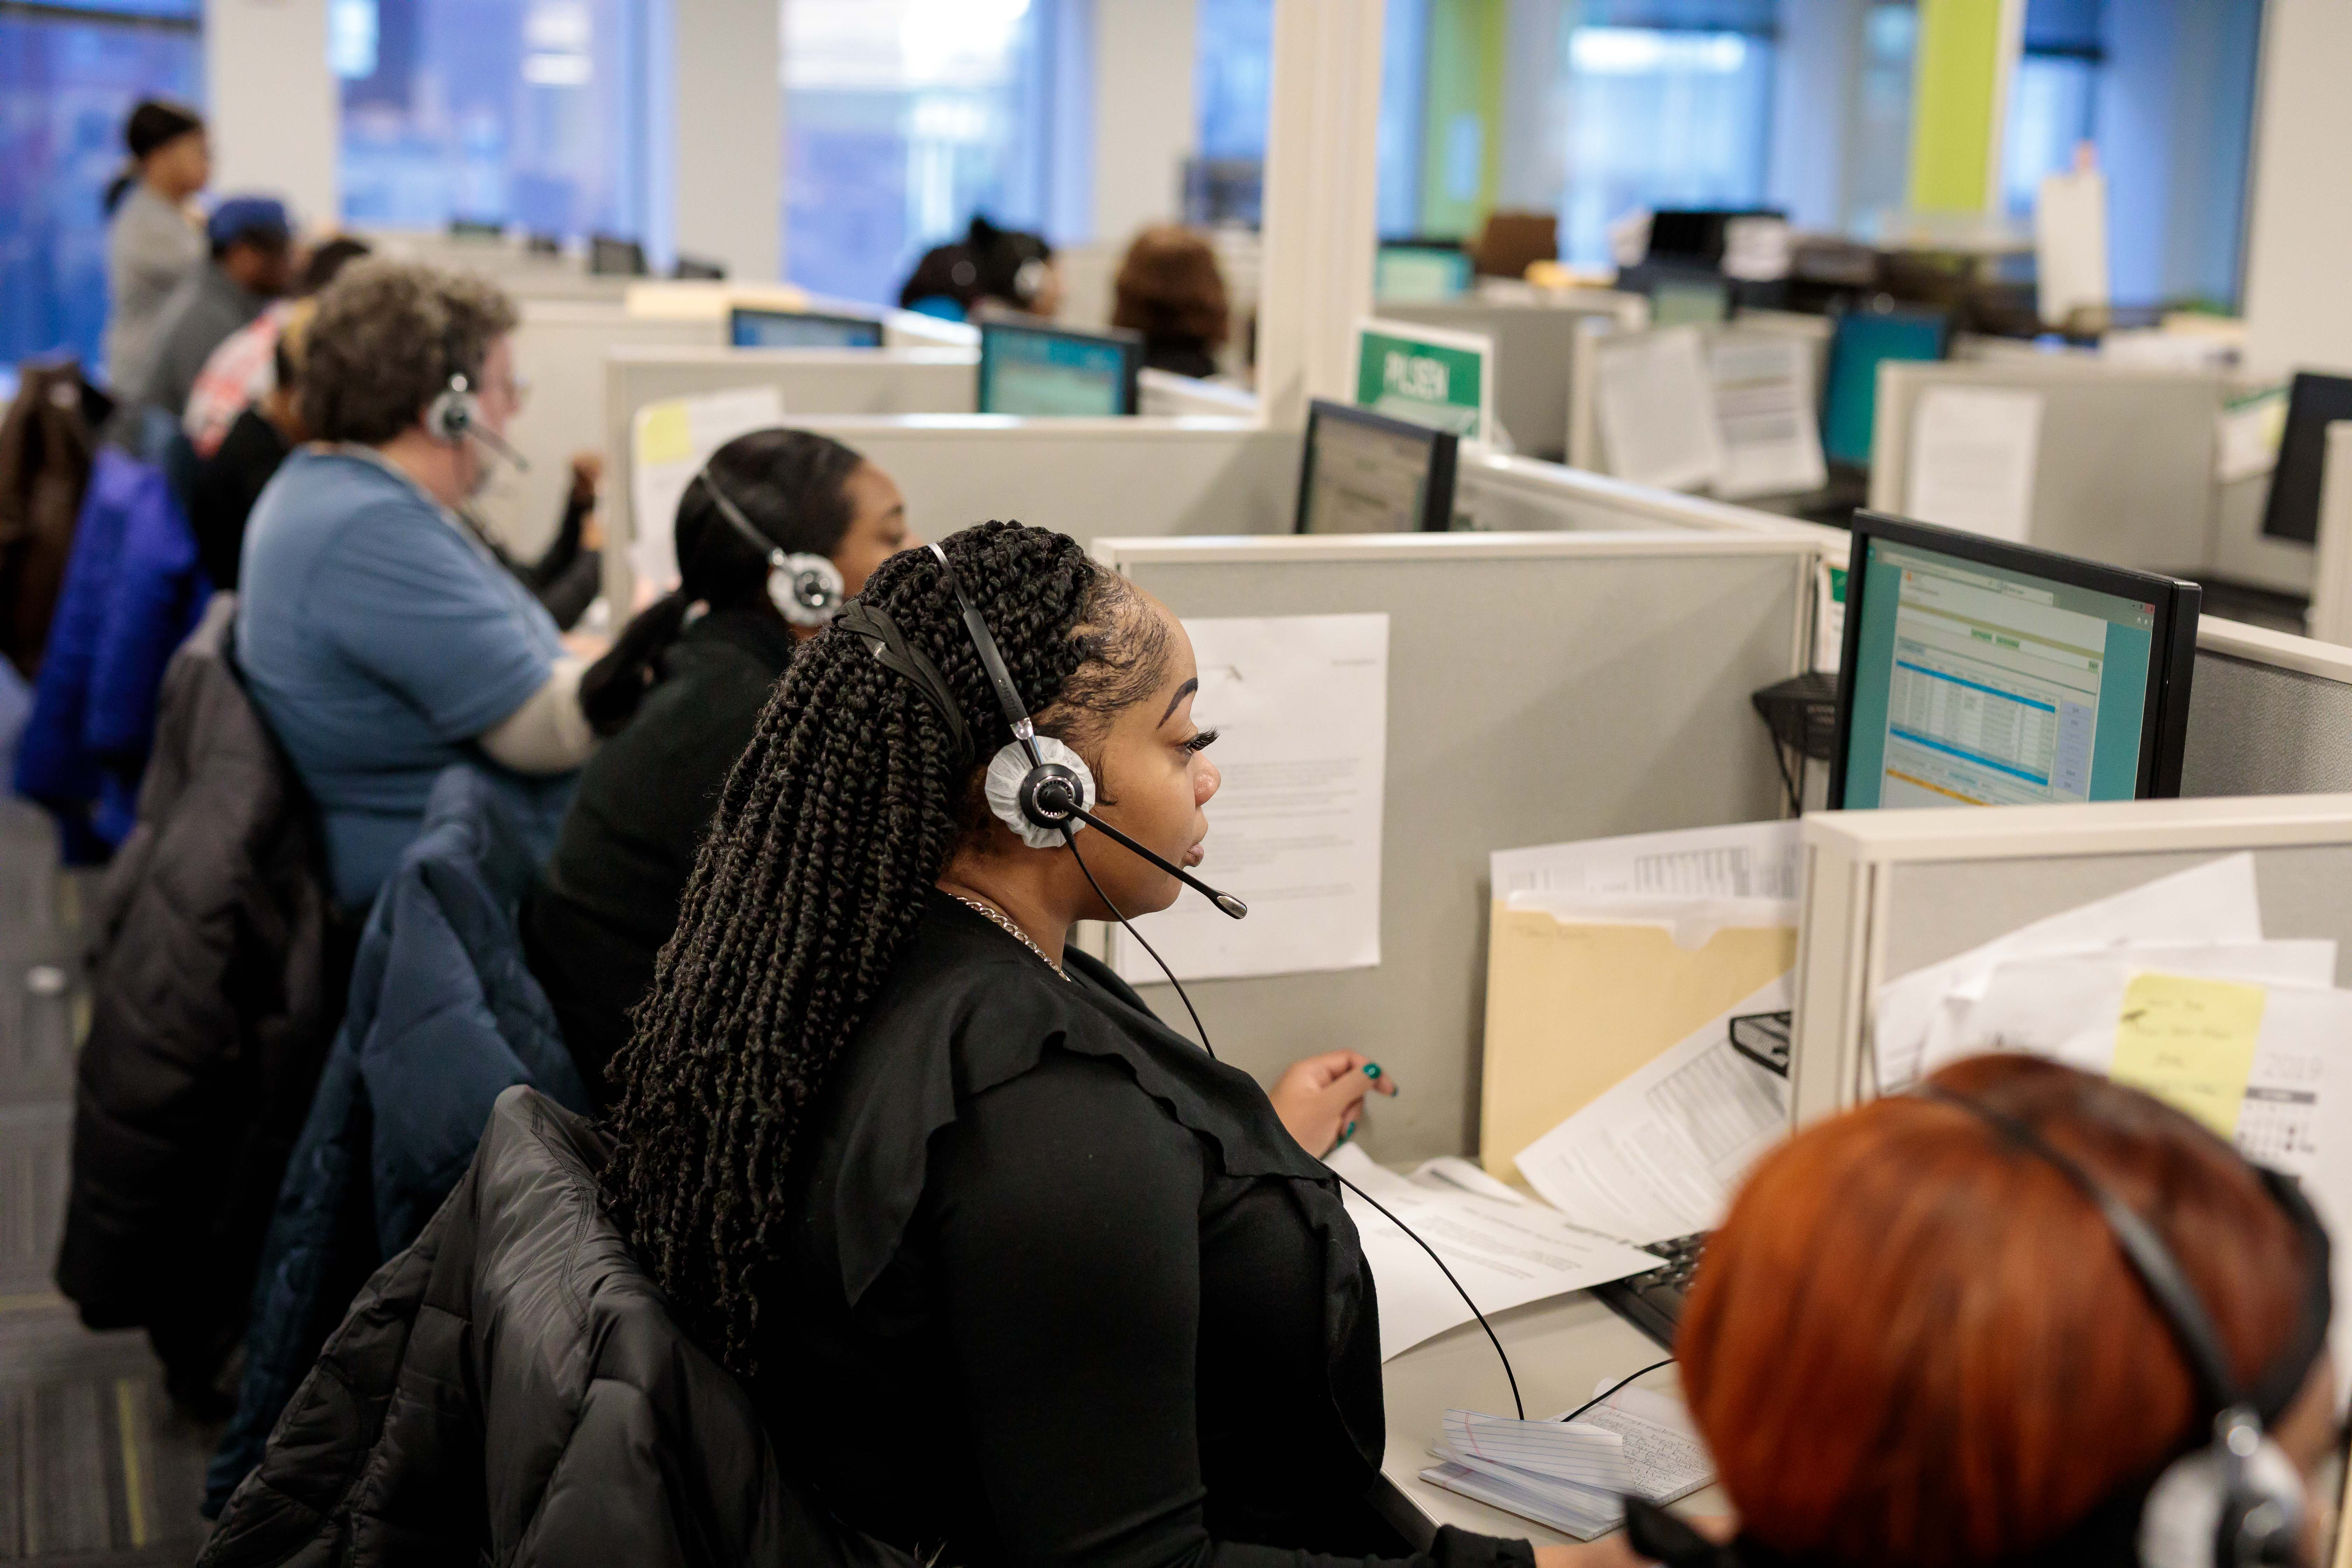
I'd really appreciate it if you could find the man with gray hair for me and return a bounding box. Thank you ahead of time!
[236,258,596,909]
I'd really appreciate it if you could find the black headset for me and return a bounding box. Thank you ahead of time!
[692,463,846,629]
[423,331,530,472]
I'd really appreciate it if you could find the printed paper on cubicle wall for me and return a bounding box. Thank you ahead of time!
[628,386,786,589]
[1352,318,1497,446]
[1106,613,1388,984]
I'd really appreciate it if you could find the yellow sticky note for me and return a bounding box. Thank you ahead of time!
[635,402,693,466]
[2110,973,2267,1138]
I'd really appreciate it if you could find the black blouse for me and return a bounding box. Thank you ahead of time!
[756,892,1532,1568]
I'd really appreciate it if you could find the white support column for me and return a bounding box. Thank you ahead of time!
[1256,0,1385,430]
[1091,0,1199,247]
[668,0,783,281]
[2307,424,2352,647]
[203,0,338,228]
[2241,0,2352,376]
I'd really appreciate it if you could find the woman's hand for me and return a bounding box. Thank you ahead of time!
[1268,1050,1396,1158]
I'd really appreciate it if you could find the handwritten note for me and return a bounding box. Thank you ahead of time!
[2110,973,2268,1137]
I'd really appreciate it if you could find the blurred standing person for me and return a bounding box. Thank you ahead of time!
[1111,224,1230,379]
[103,99,209,395]
[135,198,296,420]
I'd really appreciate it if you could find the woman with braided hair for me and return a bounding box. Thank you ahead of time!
[598,522,1602,1568]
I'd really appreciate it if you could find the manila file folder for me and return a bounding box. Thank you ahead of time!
[1480,900,1797,1177]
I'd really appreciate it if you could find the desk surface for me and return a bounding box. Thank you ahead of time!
[1378,1288,1730,1546]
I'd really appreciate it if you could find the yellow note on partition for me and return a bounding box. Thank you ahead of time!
[634,401,694,467]
[2110,973,2268,1138]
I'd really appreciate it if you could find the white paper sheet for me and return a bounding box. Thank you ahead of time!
[1917,941,2339,1080]
[1709,335,1826,500]
[1493,821,1801,905]
[626,386,786,588]
[1107,614,1387,983]
[1420,1365,1715,1537]
[1904,385,2044,544]
[1514,976,1793,1246]
[1594,327,1725,492]
[1578,1385,1714,1506]
[1872,853,2264,1090]
[2035,166,2109,326]
[2216,386,2289,484]
[1325,1143,1660,1362]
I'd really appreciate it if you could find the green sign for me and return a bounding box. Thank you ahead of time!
[1352,318,1493,442]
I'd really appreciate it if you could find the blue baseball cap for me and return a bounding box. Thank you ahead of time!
[207,196,291,248]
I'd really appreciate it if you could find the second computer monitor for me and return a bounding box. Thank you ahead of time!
[1295,400,1459,535]
[729,307,884,350]
[1375,243,1472,302]
[2258,371,2352,545]
[1820,308,1949,469]
[1828,512,2199,810]
[976,320,1142,416]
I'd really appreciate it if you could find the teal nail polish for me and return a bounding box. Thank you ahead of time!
[1363,1062,1382,1080]
[1341,1120,1357,1142]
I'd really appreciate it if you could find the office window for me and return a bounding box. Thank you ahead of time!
[335,0,652,242]
[2000,0,2099,219]
[1556,21,1776,266]
[0,2,201,376]
[783,0,1061,308]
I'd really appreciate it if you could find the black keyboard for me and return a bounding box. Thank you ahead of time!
[1594,1232,1707,1349]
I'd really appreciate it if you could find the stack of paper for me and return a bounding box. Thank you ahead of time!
[1421,1388,1715,1539]
[1325,1144,1659,1360]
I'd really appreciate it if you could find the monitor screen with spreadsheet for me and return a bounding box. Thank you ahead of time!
[977,320,1142,416]
[729,307,884,349]
[1828,513,2199,809]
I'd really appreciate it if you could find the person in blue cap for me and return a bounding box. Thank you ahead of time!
[134,195,296,419]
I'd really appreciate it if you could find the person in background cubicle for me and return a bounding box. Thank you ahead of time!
[1627,1055,2339,1568]
[898,213,1063,322]
[1112,223,1230,380]
[103,98,208,396]
[183,233,372,459]
[597,522,1639,1568]
[237,258,596,912]
[522,428,915,1103]
[134,197,297,421]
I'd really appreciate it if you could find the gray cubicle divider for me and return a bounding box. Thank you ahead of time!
[1457,448,1846,545]
[1565,314,1832,481]
[1868,359,2227,575]
[1091,530,1813,1162]
[1378,292,1645,463]
[1791,797,2352,1125]
[2182,619,2352,797]
[603,346,982,549]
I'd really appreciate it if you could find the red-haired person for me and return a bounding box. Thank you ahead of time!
[1632,1055,2339,1568]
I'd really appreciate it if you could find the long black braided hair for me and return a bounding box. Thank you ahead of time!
[599,520,1171,1373]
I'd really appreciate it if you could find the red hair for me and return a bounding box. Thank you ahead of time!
[1679,1056,2313,1567]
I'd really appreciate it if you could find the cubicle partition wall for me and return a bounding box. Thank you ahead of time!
[1458,448,1844,546]
[1379,292,1646,462]
[1565,313,1832,480]
[2183,619,2352,796]
[1789,795,2352,1127]
[1091,531,1814,1161]
[1137,369,1259,418]
[1868,359,2229,576]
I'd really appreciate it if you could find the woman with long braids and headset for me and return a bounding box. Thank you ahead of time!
[599,521,1555,1568]
[524,428,915,1102]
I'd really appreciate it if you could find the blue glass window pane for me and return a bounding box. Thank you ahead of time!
[34,1,200,18]
[784,0,1056,308]
[0,12,201,373]
[2001,53,2097,217]
[337,0,651,242]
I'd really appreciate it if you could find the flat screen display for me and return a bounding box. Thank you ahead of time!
[978,323,1139,416]
[730,308,884,349]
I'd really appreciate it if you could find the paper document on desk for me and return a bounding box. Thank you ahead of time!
[1107,614,1386,983]
[1421,1386,1713,1539]
[1515,976,1792,1246]
[1710,335,1826,500]
[1594,328,1724,492]
[1493,821,1801,903]
[628,386,786,587]
[1904,386,2043,544]
[1874,854,2264,1090]
[1324,1143,1658,1361]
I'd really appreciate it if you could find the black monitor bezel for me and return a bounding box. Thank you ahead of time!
[587,234,648,277]
[1818,306,1952,472]
[727,306,885,350]
[1293,398,1461,536]
[975,319,1144,417]
[2258,371,2352,545]
[1826,510,2200,810]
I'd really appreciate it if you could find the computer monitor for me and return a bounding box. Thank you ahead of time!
[588,234,648,276]
[1650,275,1731,328]
[1294,399,1459,535]
[2258,371,2352,545]
[1828,512,2199,810]
[729,307,884,350]
[1375,243,1472,302]
[1819,308,1949,470]
[976,320,1142,416]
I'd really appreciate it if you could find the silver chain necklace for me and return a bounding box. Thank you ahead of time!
[951,894,1070,981]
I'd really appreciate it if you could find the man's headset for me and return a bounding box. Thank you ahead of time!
[1630,1085,2333,1568]
[840,540,1536,1423]
[423,338,531,472]
[693,463,846,629]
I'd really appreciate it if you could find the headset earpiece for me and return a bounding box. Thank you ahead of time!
[771,552,845,628]
[2137,1414,2306,1568]
[425,372,478,445]
[983,735,1094,848]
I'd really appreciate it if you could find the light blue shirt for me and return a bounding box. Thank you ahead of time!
[237,447,561,906]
